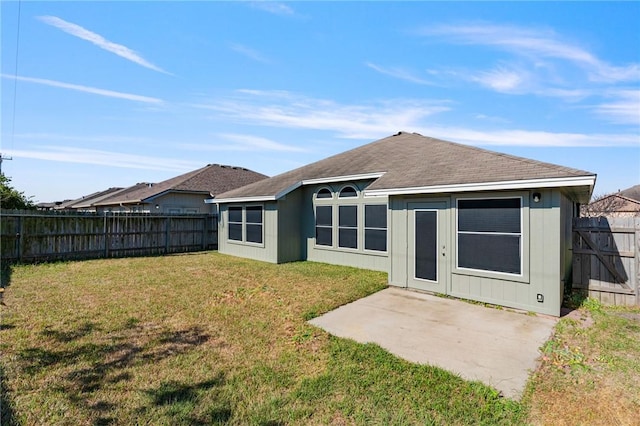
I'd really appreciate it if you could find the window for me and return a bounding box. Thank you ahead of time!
[245,206,263,244]
[338,205,358,248]
[228,205,263,244]
[316,188,332,199]
[315,205,333,246]
[339,186,357,198]
[364,204,387,252]
[457,198,522,275]
[228,207,243,241]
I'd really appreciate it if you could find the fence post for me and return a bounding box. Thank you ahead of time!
[165,216,171,254]
[17,215,24,262]
[103,213,109,258]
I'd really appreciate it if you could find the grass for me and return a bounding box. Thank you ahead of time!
[524,296,640,425]
[0,252,524,425]
[1,253,637,424]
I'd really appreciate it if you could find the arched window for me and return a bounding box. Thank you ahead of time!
[316,188,333,199]
[338,186,358,198]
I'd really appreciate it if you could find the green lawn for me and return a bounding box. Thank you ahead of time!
[0,252,524,425]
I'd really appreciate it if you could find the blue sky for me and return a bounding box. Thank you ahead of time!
[1,1,638,203]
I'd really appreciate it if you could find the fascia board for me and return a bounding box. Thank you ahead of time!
[364,175,597,197]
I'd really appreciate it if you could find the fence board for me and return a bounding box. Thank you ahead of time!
[0,210,217,263]
[573,217,639,306]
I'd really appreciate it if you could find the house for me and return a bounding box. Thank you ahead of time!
[583,184,640,217]
[91,164,267,214]
[58,187,126,212]
[210,132,596,316]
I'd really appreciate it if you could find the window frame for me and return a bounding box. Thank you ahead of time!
[226,204,265,247]
[338,204,358,250]
[363,203,388,253]
[455,196,524,278]
[228,206,244,242]
[245,205,264,244]
[314,205,333,247]
[338,185,358,198]
[312,183,388,256]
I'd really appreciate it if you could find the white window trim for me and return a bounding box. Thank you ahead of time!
[363,203,388,253]
[227,204,265,247]
[314,204,333,247]
[338,204,359,250]
[455,196,524,278]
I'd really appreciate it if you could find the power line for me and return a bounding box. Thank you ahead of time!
[7,0,23,156]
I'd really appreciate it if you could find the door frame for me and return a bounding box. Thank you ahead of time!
[407,199,450,294]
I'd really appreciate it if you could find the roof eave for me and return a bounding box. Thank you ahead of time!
[364,175,597,199]
[210,172,386,204]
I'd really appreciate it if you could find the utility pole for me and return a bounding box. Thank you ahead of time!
[0,153,12,174]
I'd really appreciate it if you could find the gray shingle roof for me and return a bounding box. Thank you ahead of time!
[216,132,595,200]
[619,184,640,202]
[94,164,267,206]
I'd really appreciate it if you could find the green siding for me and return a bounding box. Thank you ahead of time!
[390,190,568,316]
[303,184,390,272]
[217,202,278,263]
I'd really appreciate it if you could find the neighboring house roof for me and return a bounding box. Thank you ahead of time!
[94,164,268,207]
[56,187,124,210]
[214,132,596,203]
[587,193,640,214]
[619,184,640,202]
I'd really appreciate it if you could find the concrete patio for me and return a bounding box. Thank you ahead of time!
[309,287,558,399]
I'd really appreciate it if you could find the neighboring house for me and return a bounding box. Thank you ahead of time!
[92,164,267,214]
[60,187,126,212]
[583,184,640,217]
[210,132,596,316]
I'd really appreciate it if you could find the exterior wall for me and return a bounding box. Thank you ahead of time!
[303,182,389,272]
[217,202,278,263]
[390,189,567,316]
[95,193,215,214]
[151,193,213,214]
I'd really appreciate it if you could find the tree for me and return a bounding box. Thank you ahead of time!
[0,173,35,210]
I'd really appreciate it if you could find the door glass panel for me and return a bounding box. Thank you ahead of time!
[415,210,437,281]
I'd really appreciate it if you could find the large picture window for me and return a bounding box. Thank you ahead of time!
[364,204,387,252]
[338,205,358,249]
[457,198,522,275]
[315,205,333,246]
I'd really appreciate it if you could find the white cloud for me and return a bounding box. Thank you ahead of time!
[37,15,171,75]
[229,43,270,63]
[420,126,639,148]
[192,90,451,139]
[14,133,150,143]
[189,89,639,147]
[419,23,640,83]
[8,146,199,171]
[181,133,307,153]
[366,62,432,85]
[250,1,294,16]
[471,66,528,93]
[593,89,640,125]
[1,74,163,104]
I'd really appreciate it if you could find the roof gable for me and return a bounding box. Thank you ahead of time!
[215,132,595,202]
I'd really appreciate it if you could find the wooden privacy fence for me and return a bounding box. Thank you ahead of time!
[573,216,639,306]
[0,210,218,263]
